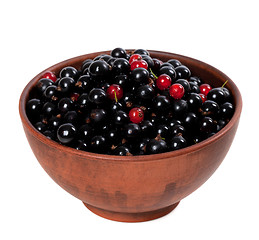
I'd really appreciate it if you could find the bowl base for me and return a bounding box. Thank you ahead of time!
[83,201,180,222]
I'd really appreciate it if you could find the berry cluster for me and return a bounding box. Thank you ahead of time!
[26,48,234,155]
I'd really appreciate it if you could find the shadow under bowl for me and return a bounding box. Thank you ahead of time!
[19,50,242,222]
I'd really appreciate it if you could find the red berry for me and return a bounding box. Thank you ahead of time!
[199,93,206,103]
[106,84,123,101]
[70,92,80,101]
[42,71,57,82]
[130,60,148,71]
[169,83,185,99]
[129,54,142,64]
[156,74,172,90]
[129,107,144,124]
[200,84,212,96]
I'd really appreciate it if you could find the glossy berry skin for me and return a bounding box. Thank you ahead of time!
[111,47,127,58]
[133,49,150,56]
[57,123,77,144]
[145,139,167,155]
[121,92,135,108]
[183,112,198,130]
[171,124,186,137]
[73,140,89,151]
[129,108,144,124]
[152,58,162,72]
[48,116,61,130]
[130,59,148,71]
[201,100,220,117]
[160,63,174,69]
[167,59,181,68]
[58,97,74,113]
[105,129,121,146]
[156,74,172,90]
[136,85,154,101]
[175,65,191,79]
[90,108,107,123]
[189,76,202,85]
[200,84,212,96]
[43,85,58,101]
[200,117,215,134]
[171,99,188,118]
[114,110,128,125]
[36,78,54,94]
[189,82,200,93]
[219,102,234,120]
[159,66,176,81]
[140,120,155,138]
[34,122,47,133]
[155,124,170,139]
[88,88,107,105]
[42,71,57,82]
[59,66,79,80]
[113,145,131,156]
[75,75,93,93]
[167,119,182,130]
[169,136,187,151]
[42,102,56,117]
[109,101,123,113]
[106,84,123,101]
[131,68,149,83]
[57,77,75,93]
[207,87,226,104]
[142,55,154,69]
[129,54,142,64]
[89,60,111,79]
[76,93,90,111]
[112,58,130,75]
[199,93,207,103]
[222,87,231,102]
[26,98,41,121]
[176,79,191,93]
[90,135,108,153]
[187,93,203,111]
[114,74,130,89]
[169,83,185,99]
[78,124,93,141]
[124,123,141,139]
[81,59,93,71]
[152,95,171,114]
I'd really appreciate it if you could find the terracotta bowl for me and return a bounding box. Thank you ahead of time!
[19,50,242,222]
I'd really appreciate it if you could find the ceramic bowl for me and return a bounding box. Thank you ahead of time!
[19,50,242,222]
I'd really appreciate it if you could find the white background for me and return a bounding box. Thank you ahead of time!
[1,0,258,239]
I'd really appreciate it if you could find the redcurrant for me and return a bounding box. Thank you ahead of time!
[129,54,142,64]
[156,74,172,90]
[200,84,212,96]
[129,107,144,124]
[169,83,185,99]
[130,60,148,71]
[106,84,123,101]
[199,93,206,103]
[42,71,57,82]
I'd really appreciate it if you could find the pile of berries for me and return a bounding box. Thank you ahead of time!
[26,48,234,155]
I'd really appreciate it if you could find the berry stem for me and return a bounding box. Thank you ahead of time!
[221,80,228,88]
[114,91,118,103]
[149,68,158,79]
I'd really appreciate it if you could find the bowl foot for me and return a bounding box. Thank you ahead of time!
[83,201,180,222]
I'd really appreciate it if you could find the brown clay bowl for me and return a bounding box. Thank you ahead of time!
[19,50,242,222]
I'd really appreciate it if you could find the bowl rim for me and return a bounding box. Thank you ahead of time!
[19,49,242,162]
